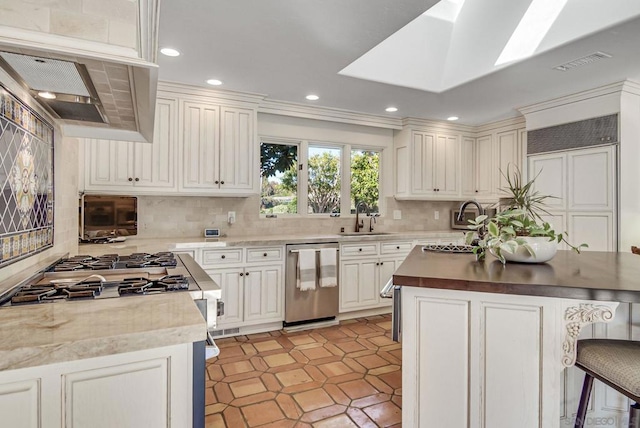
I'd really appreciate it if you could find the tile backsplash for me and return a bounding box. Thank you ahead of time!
[136,195,461,238]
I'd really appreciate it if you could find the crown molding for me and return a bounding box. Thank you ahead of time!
[259,99,403,130]
[158,80,266,106]
[517,80,634,116]
[474,116,526,134]
[402,117,476,134]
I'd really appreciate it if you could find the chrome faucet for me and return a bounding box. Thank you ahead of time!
[457,200,486,240]
[355,201,369,232]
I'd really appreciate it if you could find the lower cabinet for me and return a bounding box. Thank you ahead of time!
[339,241,411,313]
[0,344,193,428]
[208,265,283,330]
[202,246,285,332]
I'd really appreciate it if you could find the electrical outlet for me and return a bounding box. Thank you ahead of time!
[227,211,236,224]
[393,210,402,220]
[434,211,440,220]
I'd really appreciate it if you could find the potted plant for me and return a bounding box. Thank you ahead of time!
[465,166,587,264]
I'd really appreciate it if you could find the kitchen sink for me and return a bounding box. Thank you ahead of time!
[340,232,393,236]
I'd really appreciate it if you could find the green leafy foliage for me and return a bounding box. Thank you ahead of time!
[465,166,588,264]
[351,151,380,211]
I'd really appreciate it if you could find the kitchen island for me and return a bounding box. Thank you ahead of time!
[393,248,640,428]
[0,292,207,428]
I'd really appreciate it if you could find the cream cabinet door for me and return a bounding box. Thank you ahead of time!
[64,358,169,428]
[181,101,221,190]
[411,131,437,195]
[84,97,177,193]
[85,139,134,190]
[462,135,493,198]
[219,107,255,192]
[496,129,521,189]
[339,259,378,311]
[132,97,177,190]
[568,146,615,211]
[476,134,494,196]
[528,152,567,210]
[208,268,244,329]
[0,379,40,428]
[434,134,459,196]
[244,265,283,322]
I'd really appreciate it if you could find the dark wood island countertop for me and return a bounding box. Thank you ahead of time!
[393,247,640,303]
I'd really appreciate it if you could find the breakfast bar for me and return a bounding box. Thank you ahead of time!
[393,248,640,428]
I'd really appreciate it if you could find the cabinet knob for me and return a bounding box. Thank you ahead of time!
[220,181,225,185]
[359,248,362,252]
[433,188,436,192]
[245,272,249,276]
[128,177,133,182]
[475,190,478,193]
[135,177,139,182]
[263,253,268,257]
[396,246,400,250]
[221,255,226,259]
[376,262,379,266]
[380,262,384,265]
[214,180,219,184]
[239,272,243,276]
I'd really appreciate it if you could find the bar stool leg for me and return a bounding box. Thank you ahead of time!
[630,403,640,428]
[575,373,594,428]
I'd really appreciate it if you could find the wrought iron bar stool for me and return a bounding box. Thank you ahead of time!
[574,339,640,428]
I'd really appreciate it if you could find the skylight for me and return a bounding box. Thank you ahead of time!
[495,0,568,66]
[338,0,640,93]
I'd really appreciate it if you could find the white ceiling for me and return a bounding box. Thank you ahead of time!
[157,0,640,126]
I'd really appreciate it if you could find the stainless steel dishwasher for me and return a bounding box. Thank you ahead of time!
[285,242,339,326]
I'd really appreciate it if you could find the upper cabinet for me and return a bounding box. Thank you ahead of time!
[180,102,256,195]
[461,134,493,199]
[82,85,260,196]
[83,97,178,193]
[394,119,526,201]
[395,129,460,199]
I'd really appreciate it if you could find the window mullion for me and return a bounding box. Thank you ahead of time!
[342,144,352,216]
[300,140,309,216]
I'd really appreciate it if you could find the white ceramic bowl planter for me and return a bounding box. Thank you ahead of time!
[502,236,558,263]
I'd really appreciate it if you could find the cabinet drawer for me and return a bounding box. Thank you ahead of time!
[246,247,283,263]
[201,248,243,266]
[341,243,379,257]
[380,241,414,255]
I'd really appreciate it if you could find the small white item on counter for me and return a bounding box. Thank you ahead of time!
[296,249,317,291]
[319,248,337,288]
[109,236,127,242]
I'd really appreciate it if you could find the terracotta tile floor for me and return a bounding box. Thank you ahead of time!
[205,314,402,427]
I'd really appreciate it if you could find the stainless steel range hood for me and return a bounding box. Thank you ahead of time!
[0,47,158,143]
[0,52,108,124]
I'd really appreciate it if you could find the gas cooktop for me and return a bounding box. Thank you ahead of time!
[51,252,178,271]
[2,252,198,307]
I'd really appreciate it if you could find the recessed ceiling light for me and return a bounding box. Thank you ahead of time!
[447,116,459,121]
[206,79,223,86]
[37,91,56,100]
[305,94,319,101]
[385,107,398,112]
[160,48,180,57]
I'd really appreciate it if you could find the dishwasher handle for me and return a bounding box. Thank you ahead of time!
[380,278,395,298]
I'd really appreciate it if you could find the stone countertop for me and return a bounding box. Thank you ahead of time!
[78,231,467,255]
[0,293,206,371]
[393,247,640,303]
